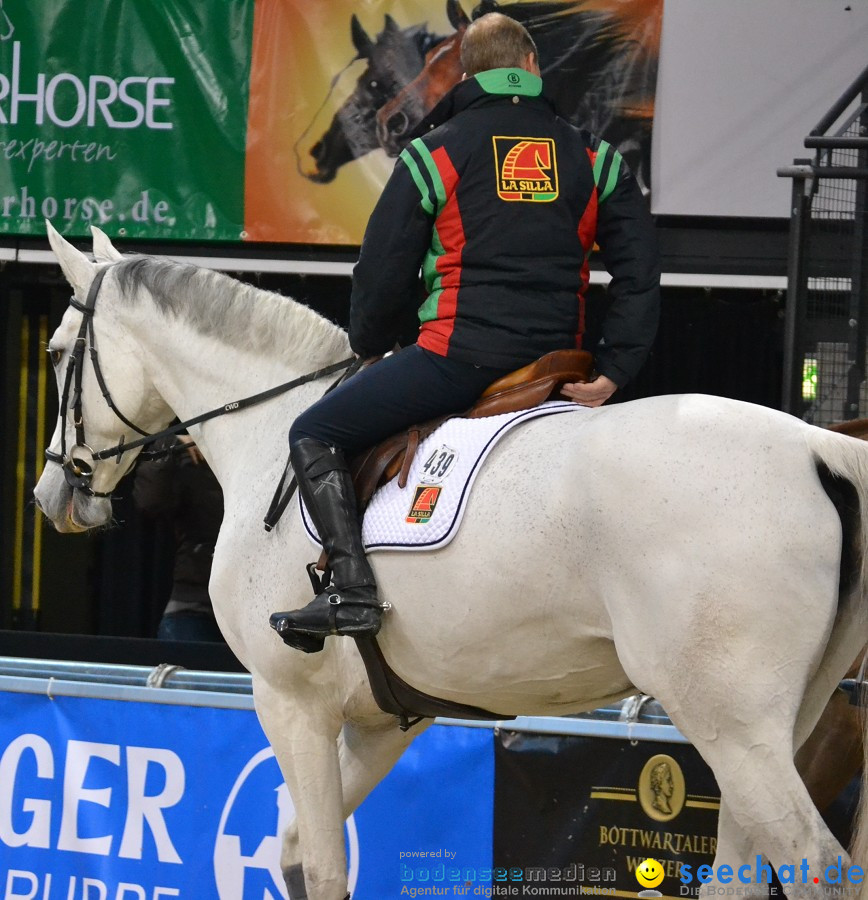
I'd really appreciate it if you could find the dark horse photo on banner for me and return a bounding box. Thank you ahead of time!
[242,0,662,244]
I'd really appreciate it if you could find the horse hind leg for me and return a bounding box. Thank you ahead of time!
[686,699,845,900]
[707,800,764,897]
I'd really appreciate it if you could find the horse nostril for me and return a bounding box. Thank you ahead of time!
[387,111,408,137]
[310,140,324,162]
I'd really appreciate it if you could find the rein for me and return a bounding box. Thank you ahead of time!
[45,264,358,497]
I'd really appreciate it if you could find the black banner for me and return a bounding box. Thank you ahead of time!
[494,730,721,898]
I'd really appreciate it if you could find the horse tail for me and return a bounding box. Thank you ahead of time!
[803,426,868,885]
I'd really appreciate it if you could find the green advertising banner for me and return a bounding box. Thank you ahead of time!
[0,0,252,241]
[0,0,662,245]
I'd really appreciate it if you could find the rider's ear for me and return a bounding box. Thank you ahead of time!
[524,52,540,76]
[46,220,96,299]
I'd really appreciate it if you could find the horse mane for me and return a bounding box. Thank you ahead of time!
[113,257,349,367]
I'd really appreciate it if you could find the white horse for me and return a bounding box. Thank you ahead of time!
[34,223,868,900]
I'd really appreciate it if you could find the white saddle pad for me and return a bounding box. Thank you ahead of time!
[300,400,587,552]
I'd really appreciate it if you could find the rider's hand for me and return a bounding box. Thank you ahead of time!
[560,374,618,408]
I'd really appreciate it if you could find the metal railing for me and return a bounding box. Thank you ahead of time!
[779,62,868,424]
[0,655,692,742]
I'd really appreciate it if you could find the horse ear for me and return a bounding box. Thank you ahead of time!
[470,0,496,20]
[45,219,95,297]
[383,13,399,33]
[91,226,123,262]
[448,0,471,29]
[350,14,374,59]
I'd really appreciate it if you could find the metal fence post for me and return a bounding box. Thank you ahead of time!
[781,165,813,416]
[846,90,868,418]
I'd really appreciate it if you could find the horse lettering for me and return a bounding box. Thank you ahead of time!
[0,43,175,129]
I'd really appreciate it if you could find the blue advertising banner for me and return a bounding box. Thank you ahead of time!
[0,691,493,899]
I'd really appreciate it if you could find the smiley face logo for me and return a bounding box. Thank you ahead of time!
[635,858,665,890]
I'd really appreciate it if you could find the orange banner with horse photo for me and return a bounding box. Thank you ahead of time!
[244,0,663,245]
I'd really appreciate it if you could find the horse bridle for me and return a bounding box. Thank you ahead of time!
[45,267,138,496]
[45,264,358,498]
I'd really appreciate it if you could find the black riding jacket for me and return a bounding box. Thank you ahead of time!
[349,68,660,387]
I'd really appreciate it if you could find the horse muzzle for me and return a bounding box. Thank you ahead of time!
[303,140,338,183]
[61,444,97,490]
[34,458,112,533]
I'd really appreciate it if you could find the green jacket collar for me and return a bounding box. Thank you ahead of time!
[473,68,543,97]
[407,68,551,140]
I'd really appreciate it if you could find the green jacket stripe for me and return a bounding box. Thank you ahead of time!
[399,146,436,216]
[592,140,612,190]
[409,138,447,215]
[419,225,447,322]
[599,150,623,205]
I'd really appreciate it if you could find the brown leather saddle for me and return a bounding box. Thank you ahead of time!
[349,348,594,511]
[345,348,594,729]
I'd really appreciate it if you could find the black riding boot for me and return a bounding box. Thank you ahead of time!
[270,438,385,651]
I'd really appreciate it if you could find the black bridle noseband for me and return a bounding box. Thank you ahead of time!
[45,264,358,499]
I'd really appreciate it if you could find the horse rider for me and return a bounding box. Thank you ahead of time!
[270,12,661,651]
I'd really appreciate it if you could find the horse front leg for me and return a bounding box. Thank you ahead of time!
[253,678,349,900]
[281,718,431,898]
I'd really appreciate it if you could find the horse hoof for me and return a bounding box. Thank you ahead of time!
[270,616,326,654]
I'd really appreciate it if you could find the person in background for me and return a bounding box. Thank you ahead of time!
[133,434,225,642]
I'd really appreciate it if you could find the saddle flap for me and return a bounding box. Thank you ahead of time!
[351,417,449,509]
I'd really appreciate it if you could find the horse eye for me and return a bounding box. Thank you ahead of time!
[48,347,62,367]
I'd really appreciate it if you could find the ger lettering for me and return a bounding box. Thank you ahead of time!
[0,734,184,861]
